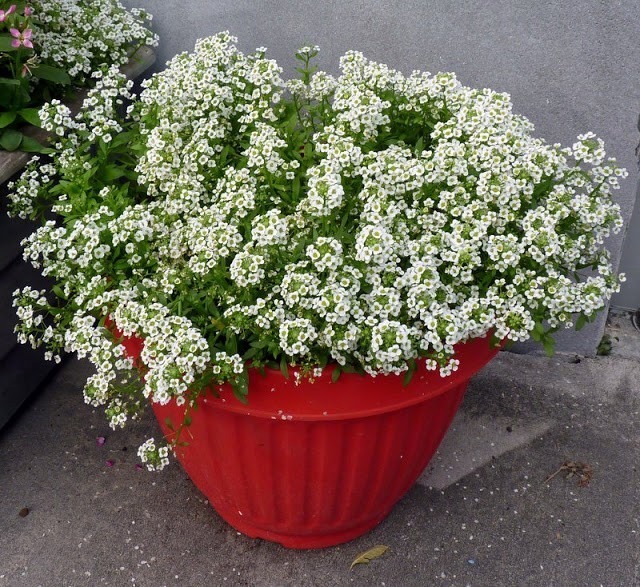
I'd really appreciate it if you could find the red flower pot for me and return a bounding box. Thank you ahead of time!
[120,332,498,549]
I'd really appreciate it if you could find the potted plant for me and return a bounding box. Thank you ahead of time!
[8,32,626,548]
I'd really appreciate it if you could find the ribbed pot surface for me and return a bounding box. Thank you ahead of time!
[145,335,499,549]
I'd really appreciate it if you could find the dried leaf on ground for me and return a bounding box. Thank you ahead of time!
[350,545,389,570]
[544,461,593,487]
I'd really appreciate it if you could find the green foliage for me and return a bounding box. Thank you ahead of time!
[30,64,71,85]
[0,129,23,151]
[530,322,558,357]
[596,333,615,356]
[0,112,17,128]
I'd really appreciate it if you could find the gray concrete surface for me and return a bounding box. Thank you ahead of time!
[121,0,640,354]
[606,308,640,362]
[1,336,639,586]
[614,149,640,310]
[615,175,640,310]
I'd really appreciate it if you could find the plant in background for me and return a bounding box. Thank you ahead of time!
[8,33,626,470]
[0,2,66,152]
[0,0,157,153]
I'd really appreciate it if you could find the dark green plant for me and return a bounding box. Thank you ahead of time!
[0,2,70,152]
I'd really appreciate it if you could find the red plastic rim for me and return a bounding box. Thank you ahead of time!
[213,334,498,420]
[114,323,499,419]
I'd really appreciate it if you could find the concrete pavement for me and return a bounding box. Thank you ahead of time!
[1,317,639,586]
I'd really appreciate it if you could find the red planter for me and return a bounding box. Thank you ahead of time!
[120,332,499,549]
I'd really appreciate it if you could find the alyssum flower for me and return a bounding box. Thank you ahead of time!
[9,33,626,470]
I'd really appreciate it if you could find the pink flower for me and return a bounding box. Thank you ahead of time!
[0,5,16,21]
[96,436,106,446]
[105,459,115,467]
[24,6,33,16]
[10,28,33,49]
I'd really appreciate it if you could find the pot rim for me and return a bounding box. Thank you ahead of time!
[197,334,501,421]
[109,316,500,421]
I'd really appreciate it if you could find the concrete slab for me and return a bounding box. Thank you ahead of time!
[1,349,638,586]
[419,412,553,491]
[606,308,640,362]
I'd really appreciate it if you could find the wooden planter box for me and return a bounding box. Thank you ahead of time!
[0,47,156,430]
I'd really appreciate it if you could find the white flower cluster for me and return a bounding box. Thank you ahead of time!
[13,286,64,361]
[112,301,213,405]
[30,0,157,83]
[138,437,170,472]
[9,33,626,467]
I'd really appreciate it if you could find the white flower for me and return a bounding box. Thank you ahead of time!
[9,33,626,471]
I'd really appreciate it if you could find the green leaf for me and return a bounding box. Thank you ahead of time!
[350,545,389,570]
[0,78,20,85]
[542,335,556,357]
[292,175,300,200]
[109,131,131,150]
[317,353,329,369]
[17,108,41,127]
[279,356,289,379]
[51,285,66,300]
[231,371,249,404]
[183,415,192,427]
[164,417,175,431]
[113,259,130,271]
[574,313,593,331]
[402,360,416,387]
[331,365,342,383]
[0,35,18,52]
[242,346,260,360]
[20,135,51,153]
[31,65,71,85]
[285,110,298,134]
[530,322,545,342]
[0,128,23,151]
[0,111,17,128]
[341,364,365,375]
[100,165,126,182]
[224,334,238,355]
[218,144,230,167]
